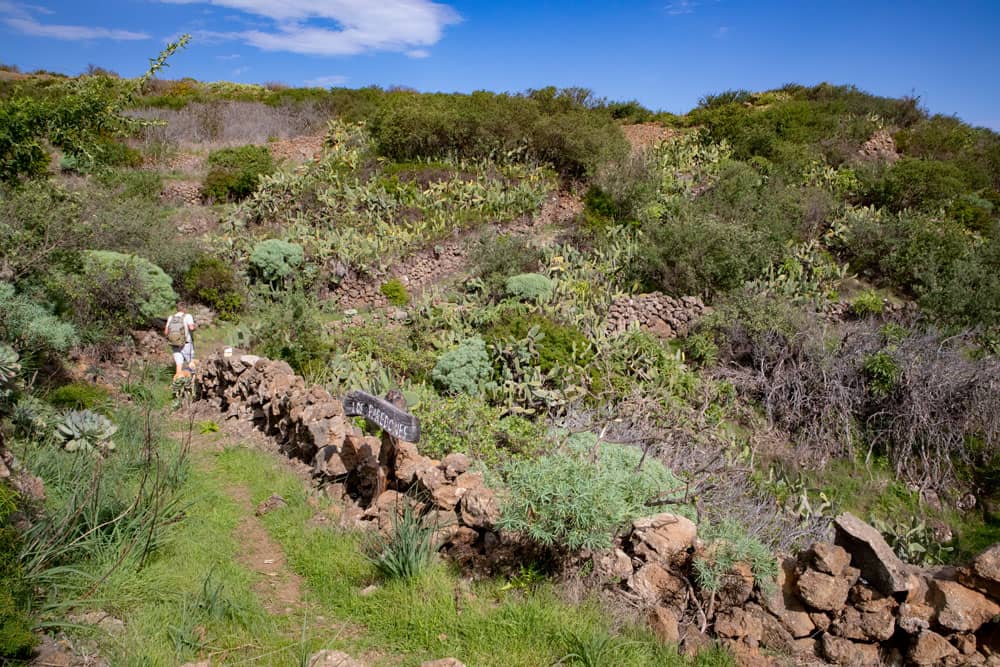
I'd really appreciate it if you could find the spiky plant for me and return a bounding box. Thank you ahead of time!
[56,410,117,455]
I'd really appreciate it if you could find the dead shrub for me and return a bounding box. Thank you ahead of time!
[711,295,1000,491]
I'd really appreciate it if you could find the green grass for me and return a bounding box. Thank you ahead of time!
[34,405,731,665]
[210,445,734,667]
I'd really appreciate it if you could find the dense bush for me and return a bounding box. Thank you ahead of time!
[82,251,177,322]
[368,88,628,177]
[248,239,304,286]
[379,278,409,307]
[837,207,1000,328]
[244,289,329,375]
[484,313,592,372]
[859,158,966,211]
[0,282,78,360]
[182,256,244,320]
[432,336,493,396]
[504,273,554,302]
[200,144,274,202]
[639,209,785,296]
[46,381,112,412]
[496,432,689,551]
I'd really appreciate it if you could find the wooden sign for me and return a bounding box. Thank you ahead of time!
[343,390,420,442]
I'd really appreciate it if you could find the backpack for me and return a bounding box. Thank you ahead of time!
[166,314,187,346]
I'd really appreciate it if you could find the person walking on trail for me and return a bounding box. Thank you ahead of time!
[164,302,196,378]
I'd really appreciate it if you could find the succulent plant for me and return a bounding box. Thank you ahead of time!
[0,345,21,386]
[56,410,117,455]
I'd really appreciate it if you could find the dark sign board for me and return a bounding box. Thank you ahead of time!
[343,390,421,442]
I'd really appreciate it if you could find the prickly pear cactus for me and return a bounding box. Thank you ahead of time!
[56,410,117,454]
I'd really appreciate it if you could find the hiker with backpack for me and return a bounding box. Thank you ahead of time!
[164,302,196,378]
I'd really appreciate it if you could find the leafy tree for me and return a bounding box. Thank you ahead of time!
[0,35,190,183]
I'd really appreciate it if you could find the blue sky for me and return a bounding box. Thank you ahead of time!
[1,1,998,129]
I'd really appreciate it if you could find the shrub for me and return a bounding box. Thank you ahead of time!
[863,350,899,399]
[851,290,883,318]
[504,273,554,302]
[693,519,778,594]
[415,392,544,465]
[248,239,304,286]
[200,144,274,202]
[485,313,592,373]
[46,382,112,412]
[58,251,176,342]
[682,332,719,367]
[182,256,244,320]
[496,432,690,551]
[640,209,783,296]
[245,289,329,375]
[469,233,543,296]
[432,336,493,396]
[0,282,78,360]
[368,88,627,177]
[862,158,966,212]
[379,278,409,307]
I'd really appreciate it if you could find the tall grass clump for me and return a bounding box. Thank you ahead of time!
[364,503,438,580]
[16,403,190,607]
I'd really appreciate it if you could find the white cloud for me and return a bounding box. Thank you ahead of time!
[1,2,149,40]
[216,52,241,60]
[304,74,347,87]
[4,16,150,40]
[665,1,698,15]
[714,25,729,38]
[158,0,460,56]
[406,49,430,59]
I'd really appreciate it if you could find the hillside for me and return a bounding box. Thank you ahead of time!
[1,43,999,666]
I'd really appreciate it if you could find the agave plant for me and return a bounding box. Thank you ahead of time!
[56,409,117,455]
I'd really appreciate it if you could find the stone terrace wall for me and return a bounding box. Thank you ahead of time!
[605,293,709,338]
[196,354,1000,666]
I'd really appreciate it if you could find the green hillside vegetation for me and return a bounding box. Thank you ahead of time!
[0,38,998,663]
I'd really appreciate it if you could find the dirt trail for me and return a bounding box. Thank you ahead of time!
[226,483,305,615]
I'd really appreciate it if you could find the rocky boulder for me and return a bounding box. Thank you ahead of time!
[629,513,696,568]
[928,578,1000,633]
[819,633,880,666]
[833,513,915,596]
[796,566,858,612]
[908,629,960,666]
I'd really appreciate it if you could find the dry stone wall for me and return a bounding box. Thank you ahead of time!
[195,353,1000,666]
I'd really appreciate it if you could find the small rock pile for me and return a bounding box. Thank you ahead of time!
[857,130,900,163]
[196,354,507,566]
[195,353,1000,666]
[159,180,202,206]
[605,293,709,338]
[267,134,325,164]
